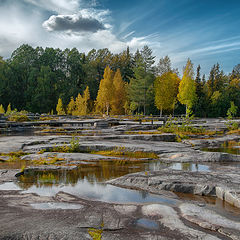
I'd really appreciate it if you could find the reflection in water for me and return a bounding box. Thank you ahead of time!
[201,141,240,155]
[17,160,165,189]
[15,160,176,204]
[175,192,240,219]
[170,163,210,172]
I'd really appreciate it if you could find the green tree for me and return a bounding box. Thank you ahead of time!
[178,59,197,115]
[227,101,238,119]
[56,98,65,115]
[154,72,180,116]
[129,47,155,115]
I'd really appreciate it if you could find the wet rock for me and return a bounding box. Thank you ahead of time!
[108,167,240,208]
[142,204,220,239]
[0,169,19,183]
[180,203,240,239]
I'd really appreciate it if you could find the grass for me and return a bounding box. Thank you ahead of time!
[40,128,67,133]
[32,156,64,165]
[49,137,81,153]
[88,222,104,240]
[91,147,158,159]
[7,111,30,122]
[157,116,218,141]
[125,131,159,135]
[88,228,103,240]
[0,151,29,161]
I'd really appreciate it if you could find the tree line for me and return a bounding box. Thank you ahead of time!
[0,44,239,117]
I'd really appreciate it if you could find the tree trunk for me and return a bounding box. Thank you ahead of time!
[160,107,162,117]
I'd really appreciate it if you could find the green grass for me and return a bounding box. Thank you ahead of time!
[91,147,158,159]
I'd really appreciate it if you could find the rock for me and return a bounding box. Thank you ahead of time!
[180,203,240,239]
[108,167,240,208]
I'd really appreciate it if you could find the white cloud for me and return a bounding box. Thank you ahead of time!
[24,0,80,14]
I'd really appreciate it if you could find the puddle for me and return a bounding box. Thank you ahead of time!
[169,163,210,172]
[0,182,22,190]
[176,192,240,221]
[136,218,159,230]
[30,202,84,210]
[15,169,176,204]
[201,140,240,155]
[0,159,30,169]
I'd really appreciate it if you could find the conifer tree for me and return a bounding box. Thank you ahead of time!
[74,93,84,115]
[0,104,5,114]
[82,86,90,115]
[6,103,11,115]
[154,72,180,116]
[56,98,65,115]
[178,59,197,116]
[95,66,114,115]
[67,97,76,115]
[111,69,126,115]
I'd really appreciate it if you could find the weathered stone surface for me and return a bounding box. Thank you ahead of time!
[0,190,220,240]
[0,169,19,183]
[142,204,219,240]
[108,167,240,208]
[180,203,240,239]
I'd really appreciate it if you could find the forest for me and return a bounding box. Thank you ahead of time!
[0,44,239,117]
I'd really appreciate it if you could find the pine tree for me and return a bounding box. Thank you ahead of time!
[95,66,114,115]
[154,72,180,116]
[56,98,65,115]
[0,104,5,114]
[178,59,197,115]
[67,97,76,115]
[111,69,126,115]
[6,103,11,115]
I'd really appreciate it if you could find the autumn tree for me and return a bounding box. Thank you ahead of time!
[74,93,84,115]
[95,66,114,115]
[56,98,65,115]
[178,59,197,116]
[6,104,11,114]
[154,72,180,116]
[67,97,75,115]
[0,104,5,114]
[111,69,126,115]
[82,86,90,115]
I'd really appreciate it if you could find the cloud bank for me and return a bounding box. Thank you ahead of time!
[43,14,106,32]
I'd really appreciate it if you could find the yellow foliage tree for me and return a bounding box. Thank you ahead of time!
[0,104,5,114]
[74,93,84,115]
[154,72,180,116]
[56,98,65,115]
[111,69,126,115]
[67,97,76,115]
[6,103,11,115]
[178,59,197,115]
[82,86,90,115]
[95,66,114,115]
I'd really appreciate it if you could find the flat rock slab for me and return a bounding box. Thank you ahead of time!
[0,190,224,240]
[108,167,240,208]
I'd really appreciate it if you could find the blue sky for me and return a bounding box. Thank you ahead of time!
[0,0,240,75]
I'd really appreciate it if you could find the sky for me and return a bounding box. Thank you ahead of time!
[0,0,240,75]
